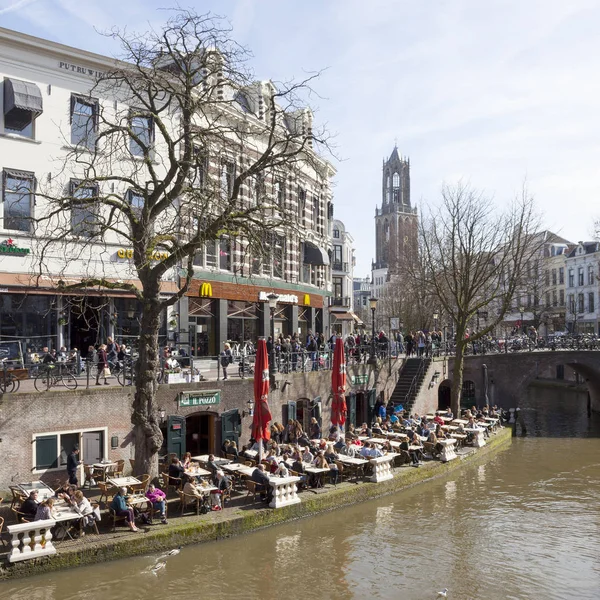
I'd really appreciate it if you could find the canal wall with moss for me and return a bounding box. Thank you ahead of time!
[0,427,512,580]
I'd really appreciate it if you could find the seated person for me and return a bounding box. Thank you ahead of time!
[181,451,193,470]
[274,462,289,478]
[390,412,399,425]
[302,447,314,464]
[445,407,454,419]
[55,483,77,504]
[145,483,168,524]
[358,422,372,437]
[309,417,321,440]
[182,474,209,500]
[211,470,232,510]
[110,487,139,532]
[346,424,358,440]
[206,454,220,483]
[20,490,39,521]
[250,464,273,503]
[35,497,55,521]
[168,457,185,487]
[73,489,98,529]
[228,440,240,460]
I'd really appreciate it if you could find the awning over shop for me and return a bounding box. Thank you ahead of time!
[352,313,364,326]
[330,311,354,321]
[303,241,330,266]
[4,78,43,130]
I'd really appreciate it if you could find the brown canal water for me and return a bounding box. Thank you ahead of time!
[2,385,600,600]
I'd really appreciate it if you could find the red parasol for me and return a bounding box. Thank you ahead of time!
[252,338,272,443]
[331,337,347,428]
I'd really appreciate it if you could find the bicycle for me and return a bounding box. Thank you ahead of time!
[0,370,21,393]
[34,364,78,392]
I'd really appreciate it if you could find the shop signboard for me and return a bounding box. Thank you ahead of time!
[0,239,30,256]
[351,374,369,385]
[178,389,221,407]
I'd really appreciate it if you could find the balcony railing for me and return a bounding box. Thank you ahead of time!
[329,296,351,307]
[332,261,349,272]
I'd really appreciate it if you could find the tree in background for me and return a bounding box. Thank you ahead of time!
[418,183,540,415]
[32,10,332,478]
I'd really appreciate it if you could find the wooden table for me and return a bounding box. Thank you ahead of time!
[184,467,212,478]
[191,455,231,466]
[107,476,141,488]
[336,455,368,483]
[16,481,55,502]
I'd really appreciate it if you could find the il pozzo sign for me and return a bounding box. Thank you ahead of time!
[0,239,30,256]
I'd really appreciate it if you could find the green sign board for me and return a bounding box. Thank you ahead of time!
[0,239,30,256]
[179,390,221,407]
[351,374,369,385]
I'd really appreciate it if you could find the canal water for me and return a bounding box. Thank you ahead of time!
[2,385,599,600]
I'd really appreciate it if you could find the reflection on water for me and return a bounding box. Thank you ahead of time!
[2,386,600,600]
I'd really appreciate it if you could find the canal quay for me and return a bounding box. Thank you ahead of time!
[0,425,511,582]
[2,386,599,600]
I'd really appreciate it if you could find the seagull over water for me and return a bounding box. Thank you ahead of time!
[437,589,448,598]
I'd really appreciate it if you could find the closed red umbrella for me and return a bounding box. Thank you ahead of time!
[252,338,272,445]
[331,337,347,429]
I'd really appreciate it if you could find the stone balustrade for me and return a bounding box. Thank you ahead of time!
[7,519,57,563]
[369,453,397,482]
[268,476,301,508]
[438,438,457,462]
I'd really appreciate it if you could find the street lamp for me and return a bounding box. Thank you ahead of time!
[519,305,525,335]
[433,312,439,331]
[368,297,378,365]
[267,292,279,383]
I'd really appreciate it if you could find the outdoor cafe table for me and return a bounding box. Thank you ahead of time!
[464,427,486,448]
[452,419,469,425]
[437,438,458,462]
[267,475,301,508]
[450,433,467,447]
[222,463,255,478]
[184,466,212,479]
[92,461,117,481]
[369,453,398,482]
[107,476,141,488]
[191,455,232,466]
[52,502,84,541]
[242,449,258,459]
[336,455,369,483]
[440,416,454,423]
[442,425,459,432]
[17,481,55,502]
[366,437,389,445]
[303,464,330,488]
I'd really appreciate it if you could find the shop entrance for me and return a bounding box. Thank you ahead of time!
[438,381,452,410]
[186,413,216,456]
[68,297,107,356]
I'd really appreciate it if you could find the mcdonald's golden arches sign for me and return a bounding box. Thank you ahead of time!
[303,294,311,306]
[199,282,213,297]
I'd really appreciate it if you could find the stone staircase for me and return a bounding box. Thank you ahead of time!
[390,357,431,414]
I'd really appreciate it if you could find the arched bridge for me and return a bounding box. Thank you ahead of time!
[459,351,600,409]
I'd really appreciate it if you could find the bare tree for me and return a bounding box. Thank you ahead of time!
[31,10,332,478]
[418,183,541,414]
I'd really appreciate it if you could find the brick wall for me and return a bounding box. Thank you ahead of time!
[0,359,404,491]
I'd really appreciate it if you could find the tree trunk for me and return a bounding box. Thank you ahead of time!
[450,338,466,417]
[131,303,163,481]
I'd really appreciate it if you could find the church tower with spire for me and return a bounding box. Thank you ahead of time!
[372,146,418,297]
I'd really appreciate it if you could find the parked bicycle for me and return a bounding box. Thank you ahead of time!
[34,364,78,392]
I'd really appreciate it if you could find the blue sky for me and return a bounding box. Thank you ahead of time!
[2,0,600,275]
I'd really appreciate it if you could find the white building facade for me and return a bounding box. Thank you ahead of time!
[329,219,357,337]
[565,242,600,335]
[0,27,335,356]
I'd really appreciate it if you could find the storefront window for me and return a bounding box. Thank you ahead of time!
[0,294,57,353]
[113,298,142,349]
[189,298,214,356]
[227,301,258,343]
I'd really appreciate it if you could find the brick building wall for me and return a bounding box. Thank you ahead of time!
[0,359,404,492]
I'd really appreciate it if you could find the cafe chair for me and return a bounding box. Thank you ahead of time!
[162,472,182,496]
[97,481,112,506]
[178,490,202,516]
[83,464,97,489]
[244,480,258,504]
[11,507,31,524]
[9,487,26,511]
[85,502,101,535]
[114,459,125,477]
[109,505,129,532]
[129,459,136,472]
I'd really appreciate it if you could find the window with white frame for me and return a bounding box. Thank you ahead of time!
[220,159,235,200]
[70,180,99,238]
[33,428,106,471]
[127,188,144,215]
[578,267,584,286]
[588,265,594,286]
[589,292,595,313]
[70,95,98,149]
[129,113,153,157]
[3,169,34,231]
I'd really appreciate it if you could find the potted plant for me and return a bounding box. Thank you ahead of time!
[168,318,178,329]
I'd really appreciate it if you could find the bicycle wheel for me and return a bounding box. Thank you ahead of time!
[61,373,78,390]
[34,374,51,392]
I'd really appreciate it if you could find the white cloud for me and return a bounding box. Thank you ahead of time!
[0,0,39,16]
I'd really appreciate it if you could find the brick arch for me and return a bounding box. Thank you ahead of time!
[459,352,600,410]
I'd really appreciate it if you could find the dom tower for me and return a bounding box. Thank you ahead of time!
[371,146,418,299]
